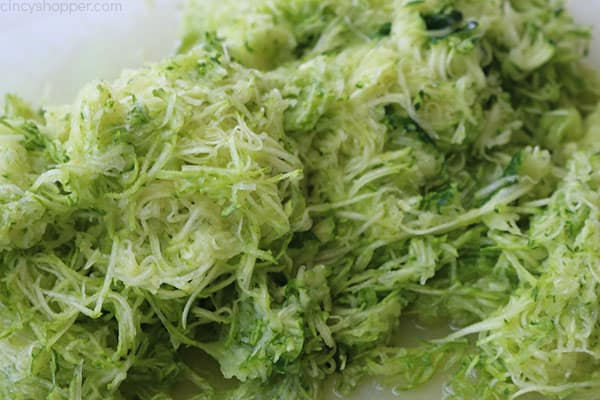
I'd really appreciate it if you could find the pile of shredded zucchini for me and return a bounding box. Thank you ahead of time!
[2,0,600,399]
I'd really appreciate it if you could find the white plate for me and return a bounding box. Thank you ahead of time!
[0,1,598,399]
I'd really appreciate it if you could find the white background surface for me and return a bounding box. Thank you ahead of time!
[0,0,183,104]
[0,0,598,399]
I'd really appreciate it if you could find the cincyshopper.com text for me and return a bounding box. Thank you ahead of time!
[0,0,123,14]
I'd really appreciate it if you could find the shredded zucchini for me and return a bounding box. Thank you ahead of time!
[2,0,600,399]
